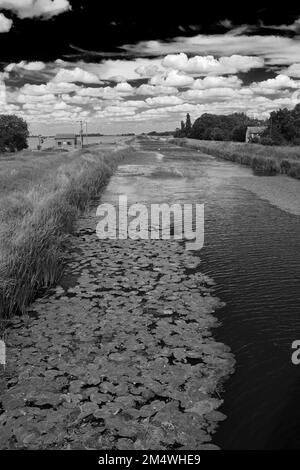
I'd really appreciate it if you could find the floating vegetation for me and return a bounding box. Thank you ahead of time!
[0,210,235,450]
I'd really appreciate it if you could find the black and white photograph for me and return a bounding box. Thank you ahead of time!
[1,0,300,457]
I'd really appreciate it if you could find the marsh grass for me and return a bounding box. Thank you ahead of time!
[172,138,300,179]
[0,145,129,318]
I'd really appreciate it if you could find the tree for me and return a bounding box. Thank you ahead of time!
[189,112,262,141]
[261,105,300,145]
[231,125,248,142]
[185,113,192,136]
[174,120,186,138]
[210,127,226,141]
[0,115,29,152]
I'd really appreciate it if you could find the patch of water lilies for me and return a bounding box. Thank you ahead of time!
[0,211,235,450]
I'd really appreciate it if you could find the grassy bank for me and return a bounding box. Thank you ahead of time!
[0,145,130,319]
[171,138,300,179]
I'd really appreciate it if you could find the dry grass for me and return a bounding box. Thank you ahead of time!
[0,145,130,319]
[172,138,300,179]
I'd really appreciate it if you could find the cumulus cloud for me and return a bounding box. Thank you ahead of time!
[162,53,264,75]
[136,84,178,96]
[145,95,183,107]
[19,81,79,96]
[52,67,102,84]
[5,60,45,72]
[0,0,71,19]
[81,58,164,82]
[180,87,241,103]
[250,74,300,95]
[114,82,134,94]
[150,70,194,87]
[282,63,300,78]
[192,75,242,89]
[135,64,164,77]
[0,12,12,32]
[0,74,7,105]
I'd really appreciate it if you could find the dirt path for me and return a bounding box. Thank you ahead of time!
[0,208,234,450]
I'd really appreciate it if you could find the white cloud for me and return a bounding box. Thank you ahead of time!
[0,12,12,32]
[52,67,102,84]
[264,17,300,33]
[17,92,56,104]
[0,0,71,19]
[114,82,134,94]
[145,95,183,107]
[0,75,6,105]
[162,53,264,75]
[18,81,79,96]
[5,60,45,72]
[77,86,126,100]
[80,58,164,82]
[251,74,300,95]
[282,63,300,78]
[136,84,178,96]
[135,64,164,77]
[180,87,241,103]
[150,70,194,87]
[192,75,242,89]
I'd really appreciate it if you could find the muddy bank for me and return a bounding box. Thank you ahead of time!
[0,206,234,450]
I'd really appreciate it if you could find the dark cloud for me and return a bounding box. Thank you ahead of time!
[0,2,300,62]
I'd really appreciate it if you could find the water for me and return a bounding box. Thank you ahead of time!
[101,137,300,449]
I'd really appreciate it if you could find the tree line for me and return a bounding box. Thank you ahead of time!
[174,112,262,142]
[175,104,300,146]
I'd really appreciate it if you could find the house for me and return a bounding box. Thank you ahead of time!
[245,126,267,143]
[55,133,77,148]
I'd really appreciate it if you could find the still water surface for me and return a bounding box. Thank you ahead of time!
[102,137,300,449]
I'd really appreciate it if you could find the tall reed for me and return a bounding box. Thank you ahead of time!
[0,146,129,318]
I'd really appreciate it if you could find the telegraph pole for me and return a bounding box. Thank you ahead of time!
[79,120,84,148]
[85,122,89,146]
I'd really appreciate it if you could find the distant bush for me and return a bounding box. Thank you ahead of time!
[260,137,275,146]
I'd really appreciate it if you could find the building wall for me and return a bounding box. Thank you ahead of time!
[246,132,262,143]
[55,139,77,148]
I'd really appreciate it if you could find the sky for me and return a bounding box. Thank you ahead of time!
[1,1,300,135]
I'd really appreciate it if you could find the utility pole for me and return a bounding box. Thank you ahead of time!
[79,120,84,148]
[85,122,89,146]
[37,135,44,150]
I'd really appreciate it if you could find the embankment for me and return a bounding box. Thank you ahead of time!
[171,138,300,179]
[0,144,132,319]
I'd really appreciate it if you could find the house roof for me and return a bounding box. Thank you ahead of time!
[55,133,77,139]
[246,126,267,134]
